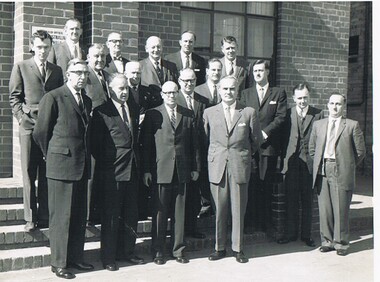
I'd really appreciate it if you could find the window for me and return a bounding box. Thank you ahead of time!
[181,2,276,64]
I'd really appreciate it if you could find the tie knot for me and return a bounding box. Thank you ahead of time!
[114,57,122,61]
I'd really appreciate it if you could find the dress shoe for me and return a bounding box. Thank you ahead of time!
[175,256,189,264]
[24,221,36,232]
[125,255,145,265]
[208,250,226,261]
[233,251,249,263]
[336,249,348,256]
[277,237,296,244]
[37,220,49,229]
[186,231,206,239]
[301,237,316,247]
[319,246,335,253]
[103,263,118,271]
[51,266,75,279]
[67,262,94,271]
[153,252,165,265]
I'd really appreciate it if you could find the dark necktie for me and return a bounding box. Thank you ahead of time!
[186,95,193,111]
[185,55,190,69]
[212,85,218,105]
[155,61,164,85]
[73,46,78,59]
[326,119,336,157]
[170,108,176,130]
[98,71,108,95]
[228,62,234,75]
[258,88,265,104]
[75,92,87,123]
[121,103,130,129]
[40,63,46,82]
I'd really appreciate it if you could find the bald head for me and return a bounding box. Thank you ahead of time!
[161,81,179,108]
[124,61,142,86]
[145,36,162,61]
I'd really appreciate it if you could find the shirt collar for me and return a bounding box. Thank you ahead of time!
[66,39,79,48]
[329,116,342,123]
[33,56,44,67]
[256,83,269,93]
[182,91,194,99]
[66,83,81,97]
[207,80,218,91]
[296,105,309,117]
[222,101,236,110]
[164,104,176,115]
[149,57,161,67]
[181,51,192,60]
[225,57,236,66]
[111,98,124,109]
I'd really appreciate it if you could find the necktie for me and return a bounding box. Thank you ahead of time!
[132,86,139,104]
[228,62,234,75]
[98,71,108,95]
[155,61,164,85]
[114,56,122,61]
[185,55,190,69]
[73,45,78,59]
[212,85,218,105]
[40,63,46,82]
[121,104,130,128]
[258,88,265,104]
[170,108,176,130]
[186,95,193,111]
[75,92,87,123]
[225,106,232,131]
[326,119,336,157]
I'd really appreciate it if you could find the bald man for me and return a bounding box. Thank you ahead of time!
[104,32,130,74]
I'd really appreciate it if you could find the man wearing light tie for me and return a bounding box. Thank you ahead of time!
[104,32,130,74]
[309,93,366,256]
[203,76,262,263]
[9,30,64,232]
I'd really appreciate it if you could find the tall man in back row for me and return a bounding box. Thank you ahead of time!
[309,93,366,256]
[240,59,287,233]
[9,30,64,232]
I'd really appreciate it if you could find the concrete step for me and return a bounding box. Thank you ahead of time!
[0,204,24,226]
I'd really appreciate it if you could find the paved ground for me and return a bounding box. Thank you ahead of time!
[0,229,373,282]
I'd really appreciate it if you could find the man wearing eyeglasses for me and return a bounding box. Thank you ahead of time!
[141,81,200,265]
[9,30,64,232]
[33,59,93,279]
[104,32,130,74]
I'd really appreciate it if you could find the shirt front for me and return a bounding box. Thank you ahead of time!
[182,91,194,110]
[33,56,45,76]
[181,51,192,69]
[222,101,236,122]
[207,81,218,100]
[323,116,342,159]
[112,98,132,128]
[225,58,236,75]
[112,55,124,73]
[66,40,81,59]
[256,83,269,99]
[149,57,161,69]
[296,105,309,118]
[67,83,82,105]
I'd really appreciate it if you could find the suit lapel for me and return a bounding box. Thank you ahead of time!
[291,107,299,135]
[64,86,86,125]
[45,62,53,82]
[216,103,228,132]
[109,101,133,140]
[175,107,183,129]
[320,119,329,151]
[229,104,243,133]
[260,87,271,108]
[303,108,313,133]
[63,42,72,60]
[29,59,44,82]
[335,118,346,145]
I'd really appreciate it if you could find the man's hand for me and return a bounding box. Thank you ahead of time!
[191,171,199,181]
[143,173,152,187]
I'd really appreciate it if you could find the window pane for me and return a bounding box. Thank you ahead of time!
[181,11,211,52]
[247,18,274,58]
[181,2,212,9]
[213,14,244,55]
[214,2,244,13]
[247,2,275,16]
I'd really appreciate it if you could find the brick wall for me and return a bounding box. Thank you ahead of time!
[0,2,14,177]
[347,2,372,175]
[138,2,181,60]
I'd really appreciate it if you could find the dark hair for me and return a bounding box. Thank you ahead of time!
[221,36,237,46]
[30,30,53,45]
[293,82,311,94]
[252,59,270,70]
[207,57,222,68]
[108,72,128,85]
[181,30,196,41]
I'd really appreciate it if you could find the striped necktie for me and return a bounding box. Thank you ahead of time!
[170,108,176,130]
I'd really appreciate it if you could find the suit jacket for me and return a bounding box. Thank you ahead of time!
[139,58,179,88]
[104,54,130,74]
[48,41,86,75]
[176,90,209,128]
[85,67,110,109]
[282,106,323,174]
[240,85,287,157]
[91,99,139,182]
[129,84,163,114]
[165,51,206,85]
[141,104,200,184]
[194,82,221,107]
[309,118,366,191]
[203,102,262,185]
[33,84,92,181]
[9,58,64,130]
[220,57,249,95]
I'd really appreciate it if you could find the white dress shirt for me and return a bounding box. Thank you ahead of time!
[323,116,342,159]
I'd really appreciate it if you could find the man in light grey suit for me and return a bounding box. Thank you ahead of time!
[203,76,262,263]
[309,93,366,256]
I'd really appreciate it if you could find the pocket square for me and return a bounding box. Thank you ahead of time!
[194,69,200,72]
[269,101,277,104]
[238,123,246,127]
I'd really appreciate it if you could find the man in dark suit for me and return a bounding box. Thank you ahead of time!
[165,30,206,86]
[277,83,323,247]
[309,93,366,256]
[104,32,130,74]
[240,59,287,233]
[124,61,162,220]
[48,18,86,75]
[176,68,209,239]
[195,58,223,107]
[33,59,94,279]
[141,81,200,265]
[204,76,262,263]
[139,36,179,88]
[9,30,64,232]
[91,74,144,271]
[220,36,249,96]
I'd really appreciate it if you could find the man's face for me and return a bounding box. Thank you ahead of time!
[179,32,195,55]
[64,20,82,43]
[327,94,344,118]
[293,88,309,110]
[221,41,237,61]
[87,48,106,72]
[253,63,269,85]
[109,76,129,104]
[219,78,237,105]
[66,63,89,91]
[206,61,222,84]
[161,82,178,108]
[31,38,51,63]
[179,71,196,95]
[106,33,123,56]
[124,63,141,86]
[145,37,162,61]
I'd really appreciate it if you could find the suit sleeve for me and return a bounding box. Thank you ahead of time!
[308,122,317,159]
[140,110,155,173]
[249,108,263,154]
[9,63,24,122]
[352,121,366,165]
[191,117,201,172]
[263,88,287,138]
[32,93,57,157]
